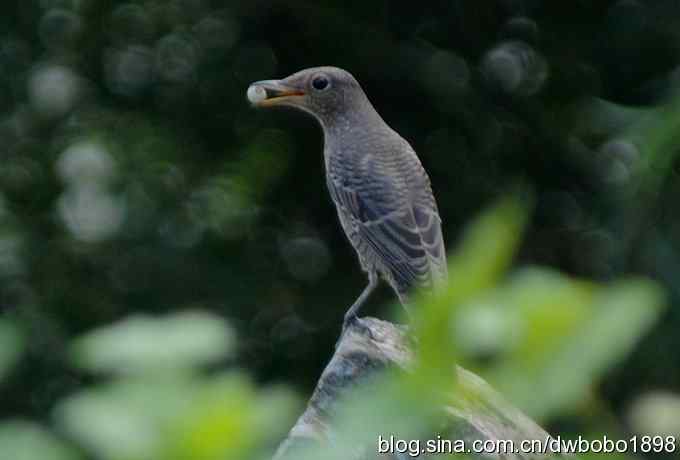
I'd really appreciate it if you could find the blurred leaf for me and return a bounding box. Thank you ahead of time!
[54,376,194,460]
[71,310,234,374]
[446,193,531,298]
[55,373,297,460]
[167,375,297,460]
[495,267,596,366]
[488,276,666,419]
[0,420,79,460]
[407,193,663,426]
[627,391,680,438]
[412,194,531,390]
[0,320,24,383]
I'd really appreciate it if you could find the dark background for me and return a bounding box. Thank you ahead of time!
[1,0,679,445]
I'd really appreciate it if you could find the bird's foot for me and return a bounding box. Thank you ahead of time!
[335,315,375,348]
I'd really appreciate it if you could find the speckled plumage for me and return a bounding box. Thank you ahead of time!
[249,67,446,329]
[323,102,447,300]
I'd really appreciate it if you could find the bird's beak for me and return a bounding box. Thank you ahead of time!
[247,80,305,107]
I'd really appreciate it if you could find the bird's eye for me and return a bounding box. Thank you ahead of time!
[312,75,329,91]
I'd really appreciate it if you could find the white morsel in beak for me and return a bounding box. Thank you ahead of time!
[247,85,267,104]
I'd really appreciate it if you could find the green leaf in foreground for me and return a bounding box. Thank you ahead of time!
[0,420,80,460]
[54,371,297,460]
[59,310,297,460]
[71,310,234,374]
[411,194,531,392]
[486,275,665,419]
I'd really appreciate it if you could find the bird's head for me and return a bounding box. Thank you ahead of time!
[247,67,368,124]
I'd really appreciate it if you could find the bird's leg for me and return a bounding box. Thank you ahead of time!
[337,273,378,345]
[343,272,378,329]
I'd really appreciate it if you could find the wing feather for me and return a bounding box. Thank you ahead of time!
[327,148,447,294]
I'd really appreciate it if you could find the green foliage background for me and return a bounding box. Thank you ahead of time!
[0,0,680,458]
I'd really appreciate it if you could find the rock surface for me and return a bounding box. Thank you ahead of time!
[273,317,568,459]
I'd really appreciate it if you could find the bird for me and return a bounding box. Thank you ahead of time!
[248,66,447,337]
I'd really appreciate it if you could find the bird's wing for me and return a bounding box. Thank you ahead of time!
[328,149,447,293]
